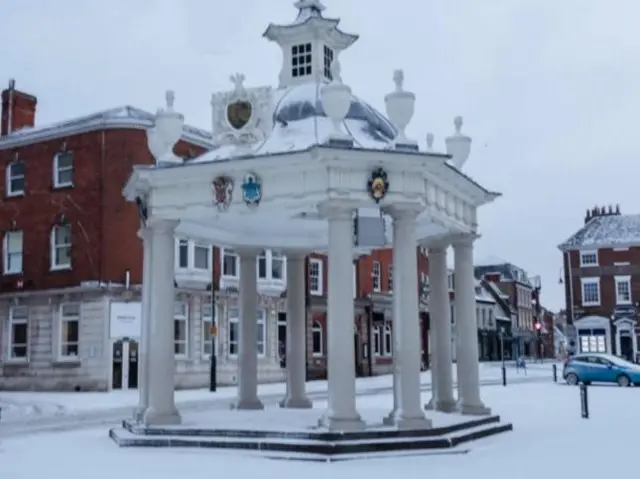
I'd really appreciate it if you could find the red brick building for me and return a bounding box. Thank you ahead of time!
[0,82,430,390]
[559,205,640,361]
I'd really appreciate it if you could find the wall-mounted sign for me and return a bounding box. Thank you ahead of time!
[109,301,142,339]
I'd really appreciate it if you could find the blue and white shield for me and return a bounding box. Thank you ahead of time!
[241,172,262,206]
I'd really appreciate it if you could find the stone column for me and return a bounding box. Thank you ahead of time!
[615,327,622,356]
[632,330,638,362]
[426,243,456,413]
[235,249,264,410]
[319,204,364,431]
[383,323,399,425]
[281,253,312,408]
[453,235,490,415]
[134,227,152,421]
[385,208,431,428]
[142,219,180,426]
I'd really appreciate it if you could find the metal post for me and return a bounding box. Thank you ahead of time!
[552,364,557,383]
[209,248,217,392]
[580,383,589,419]
[500,328,506,387]
[366,303,374,377]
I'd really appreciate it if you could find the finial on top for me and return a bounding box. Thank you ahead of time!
[426,133,434,151]
[165,90,175,111]
[393,70,404,92]
[330,59,342,83]
[230,73,246,93]
[454,116,463,134]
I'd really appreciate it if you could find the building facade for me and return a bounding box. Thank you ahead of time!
[474,259,538,358]
[559,206,640,362]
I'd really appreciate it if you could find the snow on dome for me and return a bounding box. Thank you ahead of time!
[193,82,398,163]
[559,214,640,250]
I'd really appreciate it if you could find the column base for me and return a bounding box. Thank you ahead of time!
[434,399,458,413]
[424,397,435,410]
[133,406,147,423]
[231,398,265,410]
[459,402,492,416]
[279,396,313,409]
[383,409,432,429]
[318,412,365,432]
[142,406,181,426]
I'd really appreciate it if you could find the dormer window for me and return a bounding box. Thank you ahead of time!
[323,45,334,80]
[291,43,312,78]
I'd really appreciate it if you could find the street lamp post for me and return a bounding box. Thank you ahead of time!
[209,250,218,392]
[499,326,506,386]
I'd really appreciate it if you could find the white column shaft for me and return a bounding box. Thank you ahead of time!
[321,207,363,430]
[616,330,622,356]
[428,245,456,412]
[135,228,152,421]
[282,254,312,408]
[236,250,264,410]
[142,220,180,426]
[454,238,490,415]
[387,211,429,428]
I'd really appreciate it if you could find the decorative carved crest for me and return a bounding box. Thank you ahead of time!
[211,74,273,151]
[367,167,389,203]
[212,176,234,211]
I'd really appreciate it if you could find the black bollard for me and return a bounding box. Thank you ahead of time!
[552,364,558,383]
[580,383,589,419]
[501,366,507,386]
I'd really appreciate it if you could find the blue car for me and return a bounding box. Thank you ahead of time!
[563,353,640,387]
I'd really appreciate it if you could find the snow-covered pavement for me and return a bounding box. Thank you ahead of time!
[0,362,555,427]
[0,379,633,479]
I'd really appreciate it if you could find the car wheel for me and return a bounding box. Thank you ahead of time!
[565,373,579,386]
[617,374,631,387]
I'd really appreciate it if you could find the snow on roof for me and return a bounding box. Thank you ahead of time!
[559,214,640,250]
[0,105,214,150]
[474,255,510,267]
[192,82,404,163]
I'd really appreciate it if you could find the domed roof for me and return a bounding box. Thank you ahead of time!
[194,82,398,163]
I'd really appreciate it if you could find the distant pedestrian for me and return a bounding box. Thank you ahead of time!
[516,356,527,375]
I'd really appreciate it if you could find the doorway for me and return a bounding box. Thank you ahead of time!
[111,339,139,390]
[620,335,633,362]
[277,312,287,368]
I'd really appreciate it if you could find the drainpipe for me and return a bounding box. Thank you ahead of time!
[7,79,15,135]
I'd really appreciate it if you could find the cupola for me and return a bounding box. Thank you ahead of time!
[263,0,358,87]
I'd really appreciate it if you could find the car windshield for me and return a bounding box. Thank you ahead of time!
[604,355,637,367]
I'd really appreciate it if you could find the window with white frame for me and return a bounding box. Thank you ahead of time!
[312,320,323,356]
[3,230,23,274]
[581,278,601,306]
[50,224,71,269]
[202,302,214,358]
[373,324,392,357]
[258,250,268,279]
[579,251,598,267]
[615,275,632,305]
[59,303,80,359]
[174,301,188,358]
[388,264,393,292]
[257,250,285,280]
[580,334,606,353]
[6,161,25,196]
[222,248,238,277]
[309,258,323,295]
[53,152,74,188]
[271,251,284,280]
[291,43,312,78]
[323,45,334,80]
[8,306,28,361]
[193,243,210,270]
[177,239,189,268]
[227,308,266,357]
[372,261,381,292]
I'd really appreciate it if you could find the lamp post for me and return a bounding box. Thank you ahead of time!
[209,249,218,392]
[499,326,506,386]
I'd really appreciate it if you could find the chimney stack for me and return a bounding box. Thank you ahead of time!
[1,79,37,136]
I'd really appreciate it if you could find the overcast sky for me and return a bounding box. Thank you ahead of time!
[2,0,639,310]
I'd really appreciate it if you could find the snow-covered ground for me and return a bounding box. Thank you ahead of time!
[0,380,633,479]
[0,362,553,424]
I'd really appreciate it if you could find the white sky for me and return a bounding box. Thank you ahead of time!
[2,0,640,310]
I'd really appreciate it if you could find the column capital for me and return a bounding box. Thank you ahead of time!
[317,200,355,220]
[450,233,480,248]
[383,203,423,220]
[147,218,179,235]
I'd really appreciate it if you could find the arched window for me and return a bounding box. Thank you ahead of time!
[312,321,323,356]
[383,324,393,356]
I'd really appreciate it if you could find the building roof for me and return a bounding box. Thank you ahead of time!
[0,105,214,150]
[474,261,533,287]
[558,214,640,250]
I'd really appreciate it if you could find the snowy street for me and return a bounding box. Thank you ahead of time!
[0,362,552,436]
[1,379,635,479]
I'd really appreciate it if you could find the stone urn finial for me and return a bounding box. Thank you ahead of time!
[445,115,471,168]
[147,90,185,165]
[385,69,417,149]
[426,132,435,152]
[320,59,353,145]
